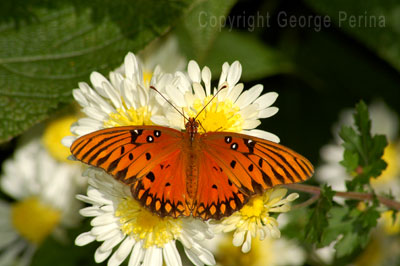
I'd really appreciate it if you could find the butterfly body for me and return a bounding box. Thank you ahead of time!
[71,118,313,220]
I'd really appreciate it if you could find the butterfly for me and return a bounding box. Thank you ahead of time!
[71,115,313,220]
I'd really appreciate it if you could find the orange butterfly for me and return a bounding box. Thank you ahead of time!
[71,89,313,220]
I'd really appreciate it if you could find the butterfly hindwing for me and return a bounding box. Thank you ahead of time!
[202,132,314,196]
[130,149,192,218]
[193,151,249,220]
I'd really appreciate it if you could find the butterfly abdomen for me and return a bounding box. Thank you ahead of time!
[185,138,200,201]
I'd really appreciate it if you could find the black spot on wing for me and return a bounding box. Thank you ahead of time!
[146,171,155,182]
[145,153,151,160]
[243,139,255,153]
[130,129,143,143]
[248,164,254,172]
[154,130,161,137]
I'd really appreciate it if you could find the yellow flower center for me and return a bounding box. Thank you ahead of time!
[104,106,153,128]
[11,197,61,245]
[42,115,77,163]
[116,197,182,248]
[371,143,399,186]
[240,196,265,218]
[188,96,243,133]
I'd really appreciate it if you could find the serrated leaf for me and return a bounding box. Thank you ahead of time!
[340,101,388,190]
[321,206,351,247]
[305,185,335,244]
[340,149,358,173]
[370,135,388,158]
[339,126,361,153]
[335,232,359,257]
[0,1,193,142]
[354,101,371,142]
[204,30,294,81]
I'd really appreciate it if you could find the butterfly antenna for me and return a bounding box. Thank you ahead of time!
[150,85,189,122]
[194,84,228,120]
[197,120,206,132]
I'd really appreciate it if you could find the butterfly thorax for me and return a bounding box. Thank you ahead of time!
[185,117,199,142]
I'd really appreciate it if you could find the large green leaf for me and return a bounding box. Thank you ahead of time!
[204,30,293,81]
[305,0,400,72]
[0,1,192,142]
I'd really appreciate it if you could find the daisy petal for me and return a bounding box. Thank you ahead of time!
[253,92,279,109]
[258,107,279,118]
[188,61,201,83]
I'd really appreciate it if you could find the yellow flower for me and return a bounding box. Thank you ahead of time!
[42,115,77,163]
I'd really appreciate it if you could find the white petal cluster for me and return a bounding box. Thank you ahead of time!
[2,139,82,226]
[75,168,215,266]
[213,188,298,253]
[0,138,82,265]
[155,60,280,142]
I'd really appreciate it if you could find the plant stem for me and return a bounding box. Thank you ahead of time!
[284,183,400,210]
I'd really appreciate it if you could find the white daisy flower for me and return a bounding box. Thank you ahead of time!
[212,188,298,253]
[62,52,173,148]
[0,138,82,265]
[154,60,280,142]
[75,168,216,266]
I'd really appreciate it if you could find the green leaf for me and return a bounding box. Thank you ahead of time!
[339,126,362,155]
[332,199,380,258]
[354,101,371,141]
[176,0,237,63]
[335,232,359,258]
[321,206,351,246]
[204,30,294,81]
[339,101,388,189]
[304,0,400,73]
[304,185,335,244]
[341,149,358,173]
[0,1,193,142]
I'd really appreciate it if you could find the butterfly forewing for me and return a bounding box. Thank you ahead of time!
[70,126,192,217]
[201,132,314,196]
